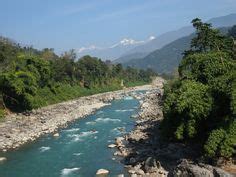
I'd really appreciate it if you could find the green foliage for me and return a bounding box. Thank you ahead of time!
[1,70,38,111]
[0,37,20,71]
[219,120,236,158]
[189,18,234,54]
[228,25,236,39]
[162,80,212,140]
[179,52,235,83]
[0,38,155,112]
[204,120,236,158]
[161,19,236,159]
[204,128,226,157]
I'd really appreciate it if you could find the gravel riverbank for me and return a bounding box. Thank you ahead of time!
[112,79,234,177]
[0,84,154,152]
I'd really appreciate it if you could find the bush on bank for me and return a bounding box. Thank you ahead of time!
[161,19,236,159]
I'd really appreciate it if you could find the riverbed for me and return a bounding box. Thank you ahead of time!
[0,95,141,177]
[0,84,153,152]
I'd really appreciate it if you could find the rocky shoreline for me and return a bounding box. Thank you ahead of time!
[0,84,154,152]
[112,80,234,176]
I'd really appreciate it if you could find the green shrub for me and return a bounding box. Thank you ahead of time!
[162,80,213,140]
[204,128,226,157]
[162,20,236,159]
[204,120,236,158]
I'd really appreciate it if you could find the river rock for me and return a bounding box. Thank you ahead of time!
[53,133,59,137]
[117,174,124,177]
[0,157,7,162]
[173,160,233,177]
[128,169,136,174]
[96,169,109,175]
[114,151,122,156]
[108,144,116,148]
[144,157,161,173]
[115,137,124,147]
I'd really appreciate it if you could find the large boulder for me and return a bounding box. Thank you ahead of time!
[143,157,168,176]
[173,160,233,177]
[144,157,161,173]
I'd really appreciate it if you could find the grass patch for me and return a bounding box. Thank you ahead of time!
[30,80,148,109]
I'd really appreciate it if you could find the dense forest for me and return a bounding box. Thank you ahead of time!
[0,39,155,117]
[161,19,236,159]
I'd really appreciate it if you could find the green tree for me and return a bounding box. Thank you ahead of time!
[162,19,236,159]
[189,18,233,54]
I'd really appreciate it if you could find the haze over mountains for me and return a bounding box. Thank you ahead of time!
[77,36,156,60]
[124,26,231,74]
[78,13,236,74]
[116,13,236,64]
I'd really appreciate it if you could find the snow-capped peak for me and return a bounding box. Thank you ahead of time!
[120,38,144,45]
[110,38,145,48]
[148,36,156,41]
[78,45,101,53]
[78,35,156,53]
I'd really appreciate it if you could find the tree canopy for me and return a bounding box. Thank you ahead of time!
[161,19,236,159]
[0,39,156,113]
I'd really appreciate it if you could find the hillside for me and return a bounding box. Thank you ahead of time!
[124,34,193,74]
[124,27,231,74]
[113,52,148,64]
[117,13,236,64]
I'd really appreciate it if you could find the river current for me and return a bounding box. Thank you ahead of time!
[0,95,140,177]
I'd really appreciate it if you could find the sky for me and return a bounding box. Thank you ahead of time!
[0,0,236,54]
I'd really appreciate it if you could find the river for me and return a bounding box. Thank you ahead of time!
[0,95,141,177]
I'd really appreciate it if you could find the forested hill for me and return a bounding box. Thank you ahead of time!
[124,34,193,74]
[124,27,232,74]
[0,39,156,117]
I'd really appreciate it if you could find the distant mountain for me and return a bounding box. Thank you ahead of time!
[124,34,193,74]
[118,13,236,64]
[78,13,236,63]
[124,27,231,74]
[77,37,155,61]
[113,52,148,64]
[113,26,193,64]
[123,26,194,56]
[208,13,236,28]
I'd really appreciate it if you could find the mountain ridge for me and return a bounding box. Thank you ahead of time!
[123,26,232,74]
[116,13,236,64]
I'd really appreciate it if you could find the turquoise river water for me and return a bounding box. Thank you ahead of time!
[0,95,140,177]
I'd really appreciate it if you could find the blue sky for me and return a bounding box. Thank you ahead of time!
[0,0,236,53]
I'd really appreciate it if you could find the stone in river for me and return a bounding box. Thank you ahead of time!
[0,157,7,162]
[53,133,59,137]
[96,169,109,175]
[108,144,116,148]
[117,174,124,177]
